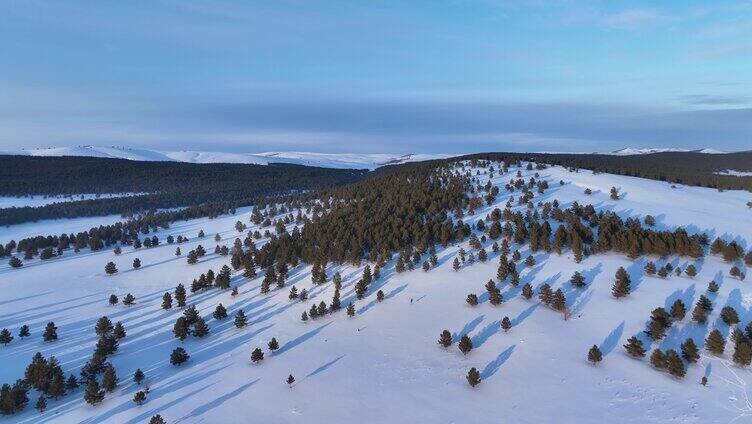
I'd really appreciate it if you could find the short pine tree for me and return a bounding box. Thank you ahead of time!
[623,336,646,358]
[170,347,189,365]
[681,339,700,363]
[458,335,473,355]
[251,348,264,363]
[705,329,726,355]
[466,367,481,387]
[438,330,453,348]
[588,345,602,365]
[501,316,512,332]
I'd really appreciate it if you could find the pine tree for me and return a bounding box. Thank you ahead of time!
[8,256,23,268]
[681,339,700,363]
[288,286,298,300]
[102,365,117,392]
[43,322,58,342]
[466,367,481,387]
[132,258,141,269]
[438,330,453,348]
[264,338,279,354]
[35,394,46,413]
[466,294,479,306]
[0,328,13,346]
[301,311,309,322]
[234,310,247,328]
[149,415,166,424]
[538,283,552,305]
[721,306,740,326]
[113,321,126,339]
[105,261,118,275]
[522,283,533,300]
[192,317,210,338]
[18,325,30,339]
[123,293,135,306]
[705,329,726,355]
[95,316,113,336]
[347,303,355,317]
[501,316,512,332]
[48,372,65,399]
[665,350,685,378]
[108,294,118,306]
[733,341,752,366]
[453,257,460,271]
[175,284,186,307]
[213,304,228,320]
[133,369,145,385]
[612,267,631,299]
[376,290,385,302]
[65,374,79,392]
[159,292,172,310]
[175,247,181,256]
[670,299,686,321]
[287,374,295,387]
[170,347,189,365]
[173,317,189,341]
[644,261,656,275]
[133,390,146,406]
[251,348,264,363]
[299,288,308,301]
[588,345,602,365]
[83,379,104,405]
[551,289,567,313]
[570,271,585,288]
[623,336,646,358]
[685,264,697,278]
[459,335,473,355]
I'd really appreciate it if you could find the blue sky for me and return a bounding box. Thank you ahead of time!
[1,0,750,153]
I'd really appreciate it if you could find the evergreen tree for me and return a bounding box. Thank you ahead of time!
[108,294,118,306]
[83,379,104,405]
[104,261,118,275]
[458,335,473,355]
[705,329,726,355]
[501,316,512,332]
[268,337,279,352]
[133,390,146,406]
[570,271,586,288]
[644,261,656,275]
[133,369,145,386]
[681,338,700,363]
[173,317,189,341]
[43,322,58,342]
[612,267,631,299]
[0,328,13,346]
[287,374,295,387]
[721,306,740,326]
[376,290,385,302]
[113,321,126,339]
[733,341,752,366]
[522,283,533,300]
[538,284,552,305]
[671,299,686,321]
[288,286,298,300]
[161,293,173,310]
[8,256,23,268]
[35,394,46,413]
[149,415,166,424]
[623,336,646,358]
[213,304,228,320]
[132,258,141,269]
[588,345,602,365]
[65,374,79,392]
[466,367,481,387]
[347,303,356,317]
[234,310,247,328]
[170,347,189,365]
[466,294,479,306]
[453,257,460,271]
[551,289,567,313]
[102,365,117,392]
[299,288,308,301]
[438,330,453,348]
[95,316,113,336]
[48,372,65,399]
[18,325,30,339]
[175,284,186,307]
[301,311,309,322]
[665,350,685,378]
[251,348,264,363]
[123,293,135,306]
[685,264,697,278]
[192,317,210,338]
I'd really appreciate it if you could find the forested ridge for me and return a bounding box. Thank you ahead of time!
[0,155,366,225]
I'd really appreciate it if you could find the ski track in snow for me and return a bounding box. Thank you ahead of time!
[0,164,751,423]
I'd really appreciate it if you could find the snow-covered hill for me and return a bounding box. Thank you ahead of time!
[0,146,448,170]
[1,161,751,423]
[609,147,726,155]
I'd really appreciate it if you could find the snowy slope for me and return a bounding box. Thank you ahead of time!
[1,146,448,170]
[609,147,726,155]
[1,163,751,423]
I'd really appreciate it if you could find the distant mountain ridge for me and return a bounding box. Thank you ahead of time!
[0,145,448,170]
[609,147,725,155]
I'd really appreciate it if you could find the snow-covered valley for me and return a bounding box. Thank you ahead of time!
[1,161,751,423]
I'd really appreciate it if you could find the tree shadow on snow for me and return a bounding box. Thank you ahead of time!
[480,345,515,380]
[600,321,625,356]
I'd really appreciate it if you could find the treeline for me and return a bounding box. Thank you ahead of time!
[0,156,366,225]
[453,151,752,192]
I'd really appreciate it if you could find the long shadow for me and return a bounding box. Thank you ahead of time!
[511,303,538,327]
[276,322,332,356]
[306,355,346,379]
[626,259,647,292]
[663,284,696,313]
[600,321,625,356]
[181,378,260,420]
[453,315,484,342]
[581,263,603,286]
[472,320,501,348]
[480,345,515,380]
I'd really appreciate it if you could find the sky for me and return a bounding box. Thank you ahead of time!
[0,0,750,154]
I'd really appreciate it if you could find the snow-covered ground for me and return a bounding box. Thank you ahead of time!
[0,146,448,170]
[0,193,148,209]
[1,163,751,423]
